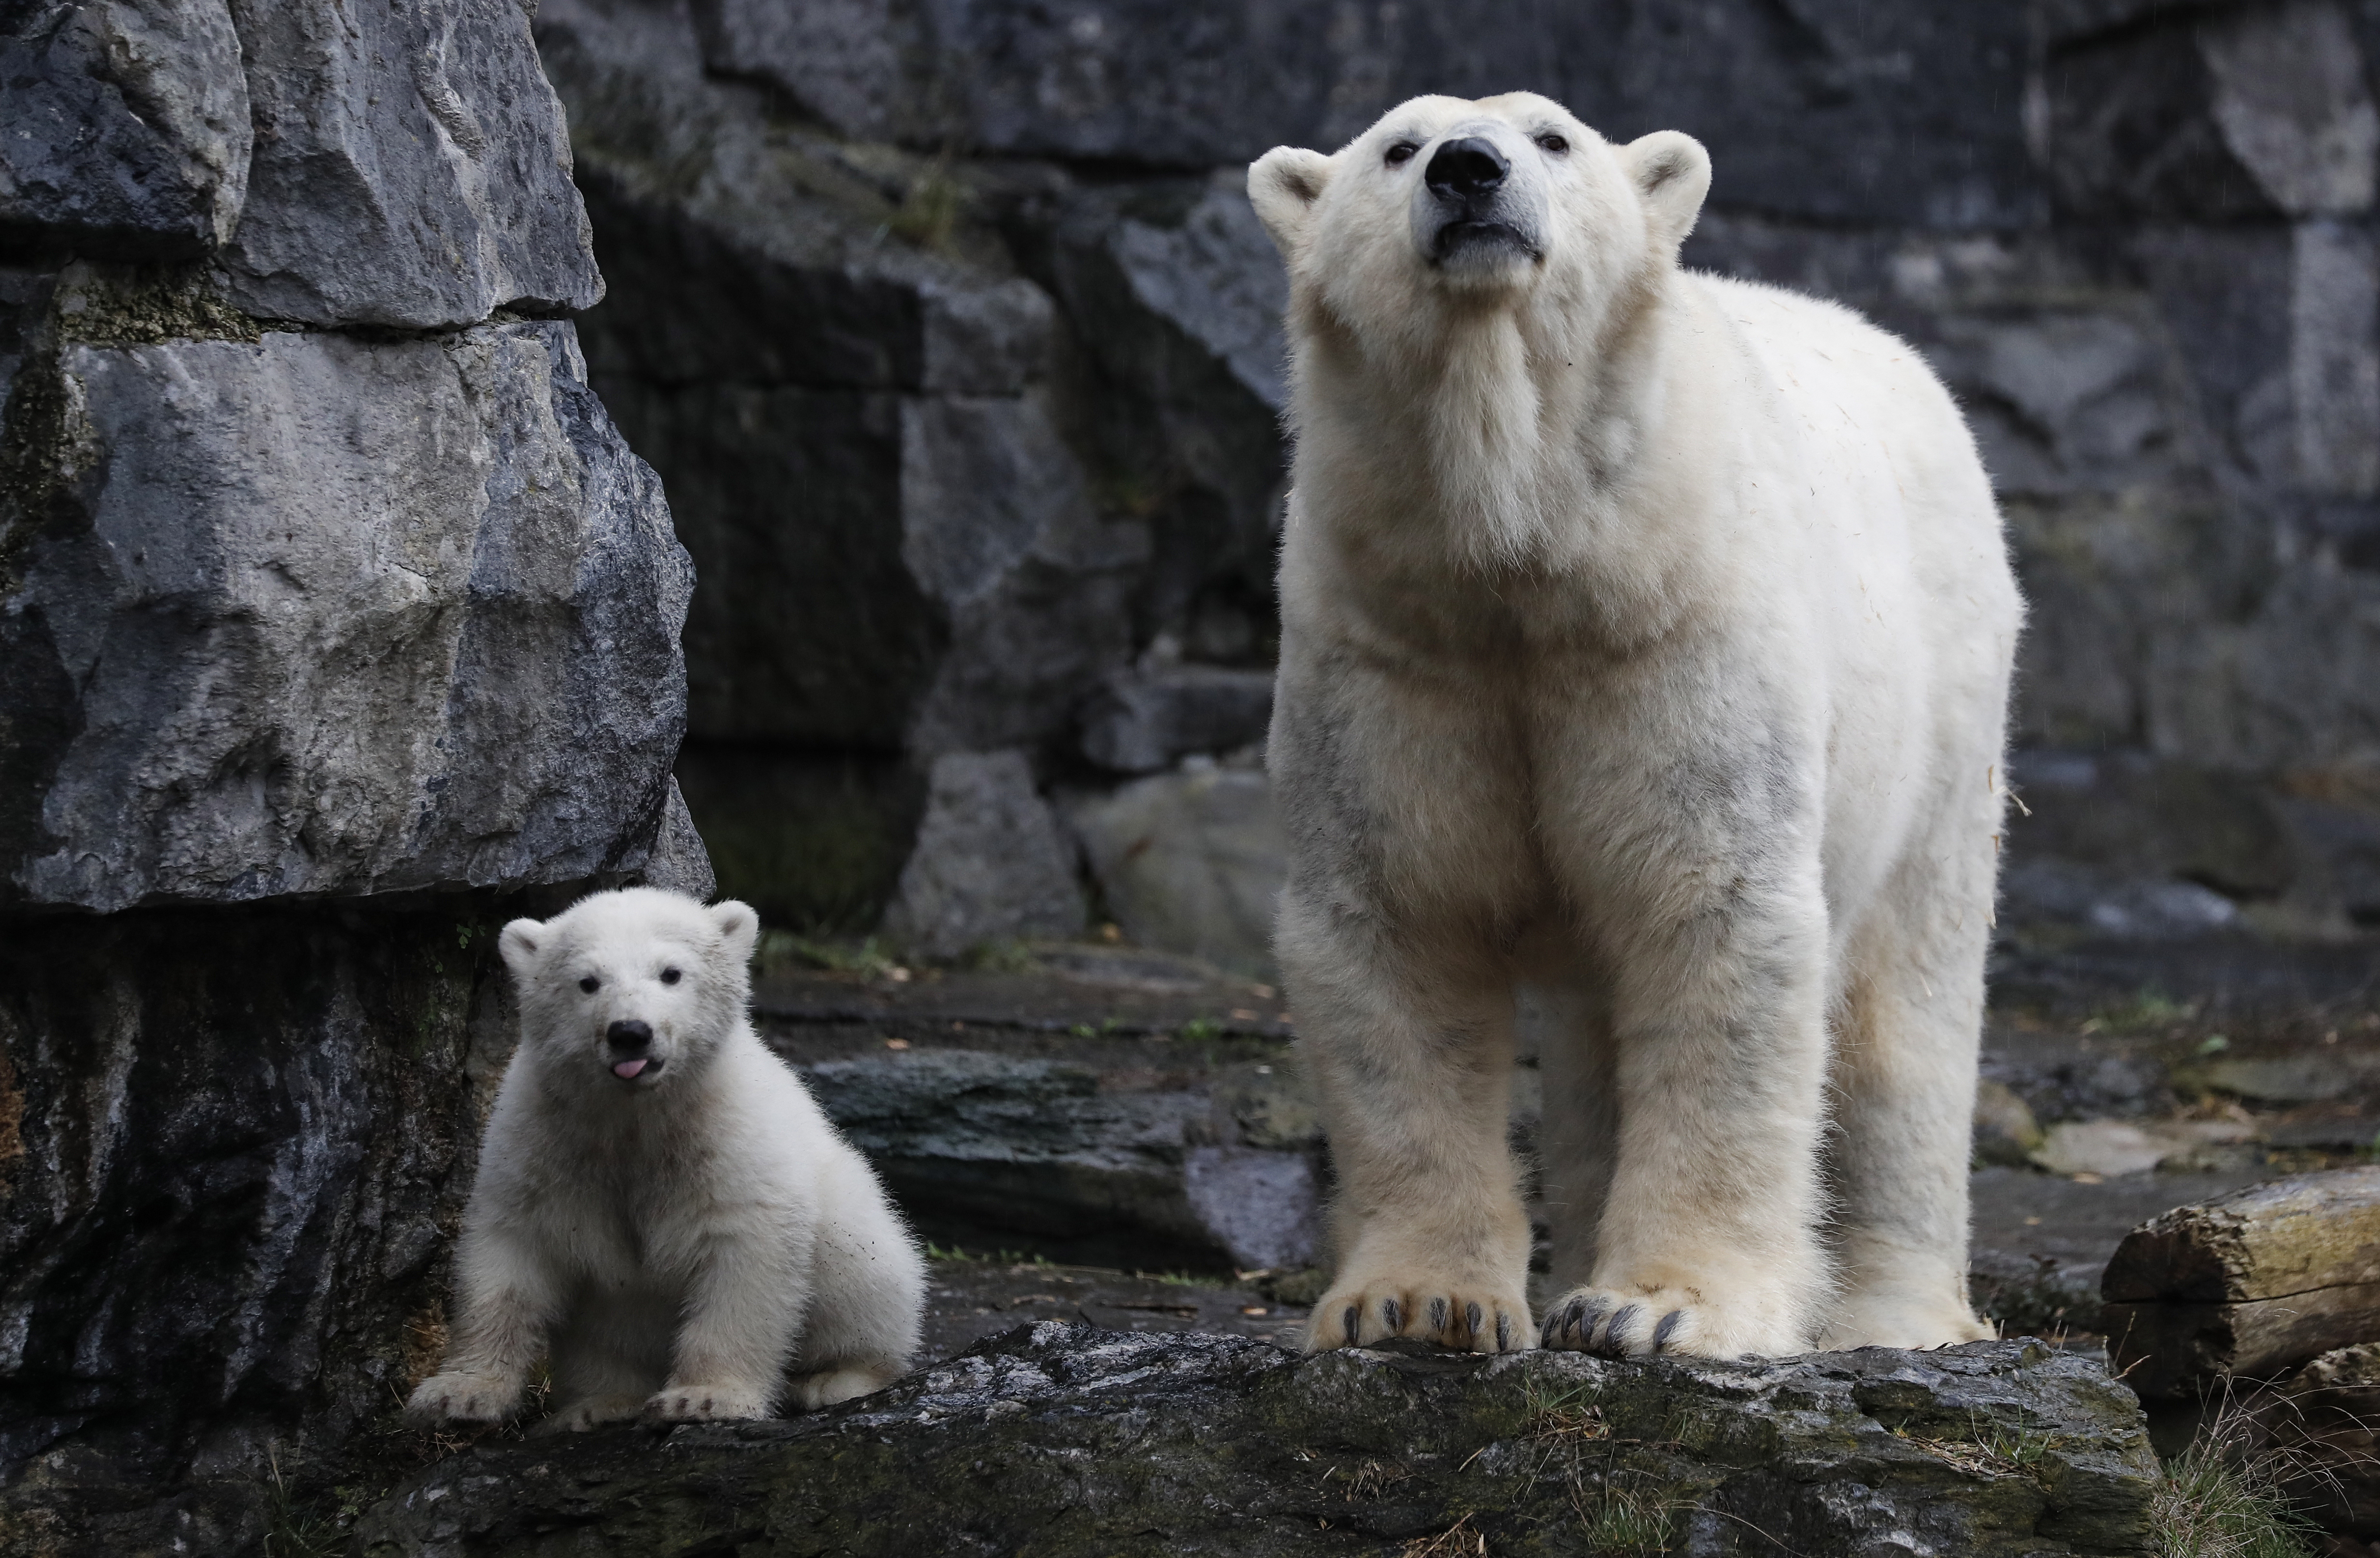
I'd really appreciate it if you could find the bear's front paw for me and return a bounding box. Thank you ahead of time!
[1539,1282,1803,1361]
[642,1382,772,1423]
[404,1372,521,1425]
[1304,1275,1531,1355]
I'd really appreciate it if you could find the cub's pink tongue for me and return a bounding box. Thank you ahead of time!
[612,1058,648,1080]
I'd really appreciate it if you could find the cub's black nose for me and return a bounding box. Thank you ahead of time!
[1426,137,1509,199]
[606,1019,653,1053]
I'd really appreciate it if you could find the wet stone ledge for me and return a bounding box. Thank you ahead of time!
[358,1325,2157,1558]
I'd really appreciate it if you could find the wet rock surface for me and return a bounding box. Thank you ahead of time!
[358,1325,2157,1558]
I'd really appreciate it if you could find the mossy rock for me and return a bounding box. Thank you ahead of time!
[358,1325,2157,1556]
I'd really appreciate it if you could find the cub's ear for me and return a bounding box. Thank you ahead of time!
[1620,131,1711,254]
[1249,146,1334,262]
[710,899,761,964]
[497,917,544,978]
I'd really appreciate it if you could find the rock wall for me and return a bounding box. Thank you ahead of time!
[0,3,704,1550]
[540,0,2380,965]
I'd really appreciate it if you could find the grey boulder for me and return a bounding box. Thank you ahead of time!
[2,309,694,911]
[216,0,602,328]
[0,0,251,256]
[883,751,1085,958]
[1069,763,1285,977]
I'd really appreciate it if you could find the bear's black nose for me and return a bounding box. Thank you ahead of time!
[606,1019,653,1053]
[1426,137,1509,199]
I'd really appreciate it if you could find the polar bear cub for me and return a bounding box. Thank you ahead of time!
[407,888,924,1429]
[1250,95,2020,1360]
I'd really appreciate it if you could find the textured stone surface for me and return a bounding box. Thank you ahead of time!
[687,0,2042,228]
[0,0,251,257]
[1,300,692,912]
[1070,764,1285,977]
[356,1325,2158,1558]
[882,751,1084,958]
[0,898,513,1558]
[1080,664,1273,774]
[215,0,602,328]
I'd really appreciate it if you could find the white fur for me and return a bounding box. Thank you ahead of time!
[406,887,924,1427]
[1251,95,2021,1360]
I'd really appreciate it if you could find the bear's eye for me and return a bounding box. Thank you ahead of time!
[1534,132,1570,154]
[1384,141,1418,167]
[661,967,682,985]
[579,976,600,994]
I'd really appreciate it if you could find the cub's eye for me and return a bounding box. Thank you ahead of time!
[1384,141,1418,167]
[661,967,682,985]
[1534,132,1570,154]
[579,976,600,994]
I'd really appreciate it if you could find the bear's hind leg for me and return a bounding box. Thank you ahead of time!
[785,1181,926,1410]
[1819,863,1997,1351]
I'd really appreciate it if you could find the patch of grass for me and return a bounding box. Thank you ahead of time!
[924,1243,1055,1269]
[258,1448,352,1558]
[1179,1016,1224,1043]
[1403,1512,1484,1557]
[1572,1481,1681,1556]
[2151,1398,2322,1558]
[2081,987,2198,1036]
[888,162,963,250]
[960,939,1038,973]
[1897,1412,2062,1482]
[759,930,901,978]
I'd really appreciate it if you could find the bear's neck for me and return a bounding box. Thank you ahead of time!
[1299,269,1683,579]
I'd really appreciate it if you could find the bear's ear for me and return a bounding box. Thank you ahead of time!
[1620,131,1711,254]
[710,899,761,964]
[1248,146,1334,262]
[497,917,544,977]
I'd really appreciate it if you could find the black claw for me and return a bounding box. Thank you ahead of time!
[1653,1309,1686,1353]
[1343,1304,1361,1346]
[1430,1297,1450,1334]
[1381,1298,1403,1333]
[1541,1310,1562,1347]
[1464,1301,1484,1339]
[1577,1297,1611,1347]
[1495,1311,1514,1351]
[1604,1304,1643,1355]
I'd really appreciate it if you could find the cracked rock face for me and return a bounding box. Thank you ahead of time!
[358,1324,2158,1558]
[2,310,693,912]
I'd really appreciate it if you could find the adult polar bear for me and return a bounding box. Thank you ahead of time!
[1250,94,2020,1360]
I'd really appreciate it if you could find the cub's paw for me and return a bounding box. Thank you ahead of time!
[532,1394,647,1435]
[1304,1277,1531,1355]
[404,1372,521,1425]
[791,1363,900,1411]
[1539,1283,1802,1361]
[642,1382,772,1423]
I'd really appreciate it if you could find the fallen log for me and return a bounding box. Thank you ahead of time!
[2102,1166,2380,1399]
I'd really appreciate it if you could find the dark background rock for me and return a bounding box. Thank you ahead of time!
[532,0,2380,961]
[354,1326,2159,1558]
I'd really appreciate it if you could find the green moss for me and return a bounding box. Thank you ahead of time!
[53,264,263,348]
